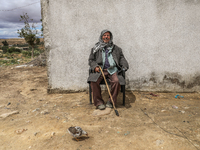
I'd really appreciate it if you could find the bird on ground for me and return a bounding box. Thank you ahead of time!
[68,126,88,141]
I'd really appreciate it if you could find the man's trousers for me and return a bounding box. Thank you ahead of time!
[90,70,120,107]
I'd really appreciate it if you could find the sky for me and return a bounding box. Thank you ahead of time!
[0,0,42,39]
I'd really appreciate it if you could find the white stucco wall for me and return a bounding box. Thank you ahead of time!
[41,0,200,92]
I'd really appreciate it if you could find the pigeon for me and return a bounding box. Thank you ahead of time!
[68,126,88,141]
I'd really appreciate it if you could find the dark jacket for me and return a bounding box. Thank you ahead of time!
[87,44,129,85]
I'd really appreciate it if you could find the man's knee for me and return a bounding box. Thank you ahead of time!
[112,77,119,84]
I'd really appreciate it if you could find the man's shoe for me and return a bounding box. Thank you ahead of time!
[106,101,113,108]
[97,104,106,110]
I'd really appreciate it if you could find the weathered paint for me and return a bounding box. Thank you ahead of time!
[41,0,200,93]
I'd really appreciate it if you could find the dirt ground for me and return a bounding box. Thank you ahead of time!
[0,38,44,47]
[0,66,200,150]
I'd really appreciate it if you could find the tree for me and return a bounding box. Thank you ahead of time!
[40,19,43,37]
[17,13,39,59]
[2,40,9,53]
[2,40,9,46]
[36,38,40,45]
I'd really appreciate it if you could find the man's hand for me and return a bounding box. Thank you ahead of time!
[95,66,100,73]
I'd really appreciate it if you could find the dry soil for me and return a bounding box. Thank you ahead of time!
[0,66,200,150]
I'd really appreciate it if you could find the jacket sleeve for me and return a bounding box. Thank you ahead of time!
[88,48,99,71]
[119,48,129,71]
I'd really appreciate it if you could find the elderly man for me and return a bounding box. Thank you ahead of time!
[88,30,129,110]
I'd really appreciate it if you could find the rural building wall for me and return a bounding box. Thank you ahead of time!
[41,0,200,92]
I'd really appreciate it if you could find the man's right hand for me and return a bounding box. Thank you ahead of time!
[95,66,100,73]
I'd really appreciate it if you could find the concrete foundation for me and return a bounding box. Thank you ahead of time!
[41,0,200,92]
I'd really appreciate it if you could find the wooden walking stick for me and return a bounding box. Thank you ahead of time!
[99,67,119,116]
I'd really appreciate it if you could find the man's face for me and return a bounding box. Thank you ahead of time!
[102,32,111,43]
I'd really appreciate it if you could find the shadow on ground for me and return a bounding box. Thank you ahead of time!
[72,136,90,142]
[101,90,136,109]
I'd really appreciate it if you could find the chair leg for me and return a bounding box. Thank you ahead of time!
[89,83,92,104]
[122,85,125,106]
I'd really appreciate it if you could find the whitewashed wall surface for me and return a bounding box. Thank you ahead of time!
[41,0,200,93]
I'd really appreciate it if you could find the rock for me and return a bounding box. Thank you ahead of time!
[55,116,60,119]
[156,140,164,146]
[34,132,38,136]
[30,89,37,91]
[92,108,112,116]
[43,104,47,107]
[51,132,55,136]
[0,110,19,118]
[32,108,40,112]
[0,105,5,108]
[62,120,67,123]
[15,129,27,134]
[15,65,27,68]
[25,53,46,66]
[181,110,185,113]
[41,109,49,115]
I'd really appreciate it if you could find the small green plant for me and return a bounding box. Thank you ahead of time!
[10,59,18,64]
[22,50,32,57]
[16,44,29,47]
[5,53,11,59]
[13,52,21,54]
[0,60,9,66]
[0,59,20,66]
[7,47,21,53]
[2,46,8,53]
[0,51,3,58]
[34,50,41,56]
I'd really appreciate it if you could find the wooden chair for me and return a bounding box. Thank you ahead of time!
[89,68,126,106]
